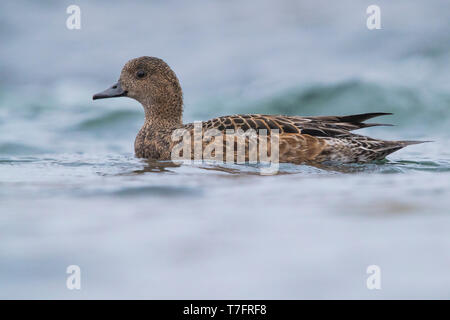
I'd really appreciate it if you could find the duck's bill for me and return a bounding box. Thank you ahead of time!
[92,82,127,100]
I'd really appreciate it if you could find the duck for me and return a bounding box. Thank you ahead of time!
[93,56,424,164]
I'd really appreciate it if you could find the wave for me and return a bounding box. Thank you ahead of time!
[0,143,50,155]
[193,80,450,130]
[72,109,141,132]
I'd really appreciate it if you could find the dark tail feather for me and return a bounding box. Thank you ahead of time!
[360,122,394,129]
[306,112,394,131]
[338,112,393,124]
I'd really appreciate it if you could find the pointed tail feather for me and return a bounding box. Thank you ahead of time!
[309,112,394,130]
[398,140,432,146]
[338,112,393,123]
[303,112,395,133]
[360,139,430,161]
[360,122,394,129]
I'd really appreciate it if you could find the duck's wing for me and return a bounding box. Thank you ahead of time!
[181,113,424,163]
[199,112,393,137]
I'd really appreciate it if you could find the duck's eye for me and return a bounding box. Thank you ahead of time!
[136,70,146,79]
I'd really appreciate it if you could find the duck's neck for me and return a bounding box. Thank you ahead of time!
[142,99,183,130]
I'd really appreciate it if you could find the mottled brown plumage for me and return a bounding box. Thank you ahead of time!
[93,56,424,164]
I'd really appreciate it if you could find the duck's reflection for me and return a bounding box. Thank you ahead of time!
[133,160,248,175]
[127,159,396,176]
[132,159,181,174]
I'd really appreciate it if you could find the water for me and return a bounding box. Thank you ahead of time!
[1,0,450,299]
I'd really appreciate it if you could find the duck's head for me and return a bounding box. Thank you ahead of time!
[93,56,183,123]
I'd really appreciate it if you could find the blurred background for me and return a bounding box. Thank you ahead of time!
[0,0,449,299]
